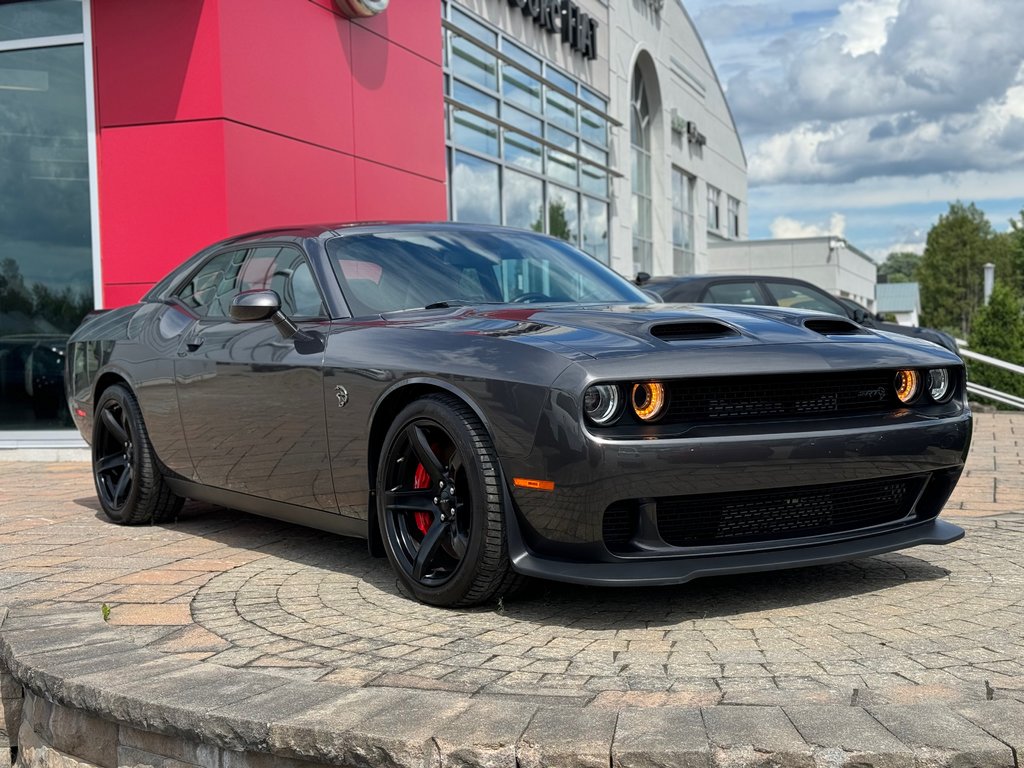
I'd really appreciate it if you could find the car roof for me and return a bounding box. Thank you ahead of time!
[211,221,563,246]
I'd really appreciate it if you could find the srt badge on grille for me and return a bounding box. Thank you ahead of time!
[857,387,887,401]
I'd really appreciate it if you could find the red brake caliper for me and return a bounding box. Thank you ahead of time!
[413,461,433,536]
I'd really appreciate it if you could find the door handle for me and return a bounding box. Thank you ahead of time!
[186,337,205,352]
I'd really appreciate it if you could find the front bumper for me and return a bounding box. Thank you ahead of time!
[506,515,964,586]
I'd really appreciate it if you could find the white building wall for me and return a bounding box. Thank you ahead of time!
[608,0,747,278]
[708,238,878,310]
[448,0,748,279]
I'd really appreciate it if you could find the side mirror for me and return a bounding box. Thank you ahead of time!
[231,290,281,322]
[635,271,652,286]
[850,308,869,324]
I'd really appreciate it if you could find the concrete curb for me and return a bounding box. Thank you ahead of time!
[3,606,1023,767]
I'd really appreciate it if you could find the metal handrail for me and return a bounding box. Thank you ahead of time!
[954,339,1024,410]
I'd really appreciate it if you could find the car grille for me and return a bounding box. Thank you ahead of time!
[656,475,926,548]
[603,502,638,550]
[663,370,898,425]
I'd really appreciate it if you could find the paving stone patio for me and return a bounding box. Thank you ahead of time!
[1,411,1023,765]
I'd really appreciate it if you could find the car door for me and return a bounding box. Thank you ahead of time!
[173,244,337,512]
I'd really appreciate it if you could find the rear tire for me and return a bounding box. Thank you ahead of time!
[92,384,183,525]
[377,393,521,607]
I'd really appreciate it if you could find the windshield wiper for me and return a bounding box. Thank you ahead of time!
[423,299,499,309]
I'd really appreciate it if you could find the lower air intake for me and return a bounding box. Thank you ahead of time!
[657,475,926,547]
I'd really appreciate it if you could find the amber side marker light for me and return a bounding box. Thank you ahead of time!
[513,478,556,492]
[632,382,666,421]
[894,369,920,403]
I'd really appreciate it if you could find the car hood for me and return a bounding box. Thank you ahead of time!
[381,302,959,363]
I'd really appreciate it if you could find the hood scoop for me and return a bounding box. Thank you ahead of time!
[803,318,867,336]
[650,321,739,341]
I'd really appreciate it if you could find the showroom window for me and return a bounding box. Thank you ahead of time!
[631,65,652,276]
[443,4,612,264]
[707,185,721,234]
[0,1,93,432]
[727,195,741,238]
[671,168,695,274]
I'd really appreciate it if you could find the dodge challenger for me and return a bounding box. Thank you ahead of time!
[66,223,971,606]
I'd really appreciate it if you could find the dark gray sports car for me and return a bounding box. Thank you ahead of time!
[67,223,971,607]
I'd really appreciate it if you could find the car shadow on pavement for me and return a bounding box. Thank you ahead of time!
[73,497,954,629]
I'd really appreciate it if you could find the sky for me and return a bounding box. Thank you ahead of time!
[682,0,1024,261]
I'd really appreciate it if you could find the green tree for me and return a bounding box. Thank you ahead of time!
[918,202,1014,338]
[531,199,575,243]
[968,281,1024,405]
[877,251,921,283]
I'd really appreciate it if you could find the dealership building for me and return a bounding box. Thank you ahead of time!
[0,0,747,443]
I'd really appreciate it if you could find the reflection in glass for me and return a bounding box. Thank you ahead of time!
[0,0,82,43]
[502,64,541,113]
[547,148,577,186]
[451,36,497,91]
[581,108,606,147]
[452,110,498,157]
[502,41,541,73]
[453,152,500,225]
[582,197,609,264]
[503,169,543,232]
[451,8,497,47]
[0,44,92,430]
[503,106,541,136]
[581,163,606,197]
[504,129,542,173]
[545,86,576,132]
[547,186,578,245]
[631,64,653,274]
[672,168,695,273]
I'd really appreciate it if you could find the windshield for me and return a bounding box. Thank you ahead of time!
[326,228,651,316]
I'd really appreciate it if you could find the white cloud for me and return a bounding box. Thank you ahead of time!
[723,0,1024,186]
[835,0,899,56]
[769,212,846,238]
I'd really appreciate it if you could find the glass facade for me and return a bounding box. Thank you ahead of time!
[671,167,695,274]
[0,2,92,431]
[727,195,741,238]
[707,184,721,234]
[630,66,652,276]
[443,5,611,263]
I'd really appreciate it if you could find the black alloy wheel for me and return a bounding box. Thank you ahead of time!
[92,384,182,525]
[377,393,520,607]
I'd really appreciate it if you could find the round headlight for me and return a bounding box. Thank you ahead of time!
[631,382,666,422]
[894,369,920,404]
[583,384,621,425]
[927,368,952,402]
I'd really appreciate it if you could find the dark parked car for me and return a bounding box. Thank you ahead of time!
[640,274,959,352]
[68,224,971,607]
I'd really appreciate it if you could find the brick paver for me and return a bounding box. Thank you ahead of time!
[1,413,1022,716]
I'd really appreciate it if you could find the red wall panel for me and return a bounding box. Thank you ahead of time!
[217,0,355,154]
[350,26,446,181]
[355,6,443,65]
[353,158,447,221]
[92,0,446,307]
[92,0,223,127]
[98,121,227,293]
[222,122,357,233]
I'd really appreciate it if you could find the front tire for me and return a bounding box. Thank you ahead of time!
[92,384,183,525]
[377,393,520,607]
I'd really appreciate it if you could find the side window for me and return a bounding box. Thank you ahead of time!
[764,281,845,314]
[704,282,764,305]
[250,246,326,319]
[176,249,248,318]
